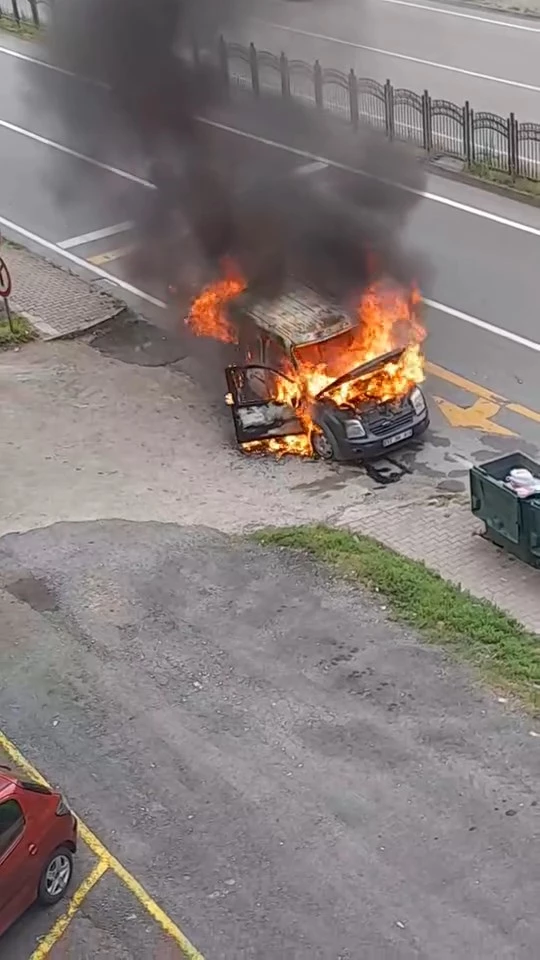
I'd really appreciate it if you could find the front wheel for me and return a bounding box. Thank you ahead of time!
[311,427,337,461]
[38,847,73,905]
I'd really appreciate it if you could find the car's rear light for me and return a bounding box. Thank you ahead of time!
[55,796,70,816]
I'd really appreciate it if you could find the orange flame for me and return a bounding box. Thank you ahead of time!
[186,264,246,343]
[294,283,425,408]
[187,270,425,458]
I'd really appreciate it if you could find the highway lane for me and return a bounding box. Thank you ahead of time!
[236,0,540,119]
[2,34,540,337]
[3,93,540,354]
[2,110,540,434]
[1,35,540,442]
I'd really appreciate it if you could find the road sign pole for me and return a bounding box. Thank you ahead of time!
[0,255,13,332]
[3,296,13,333]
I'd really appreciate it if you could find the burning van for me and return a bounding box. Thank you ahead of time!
[187,274,428,461]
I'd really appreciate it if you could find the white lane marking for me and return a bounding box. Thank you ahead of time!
[294,160,329,175]
[3,108,540,237]
[0,44,79,77]
[0,214,166,309]
[0,118,153,188]
[198,116,540,238]
[0,43,106,85]
[1,211,539,355]
[378,0,540,32]
[255,20,540,92]
[58,221,134,249]
[423,297,540,352]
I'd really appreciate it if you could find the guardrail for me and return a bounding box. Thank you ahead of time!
[2,2,538,182]
[207,38,540,181]
[0,0,45,27]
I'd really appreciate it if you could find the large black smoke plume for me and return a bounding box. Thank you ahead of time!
[44,0,427,308]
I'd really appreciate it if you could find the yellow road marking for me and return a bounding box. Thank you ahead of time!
[29,859,108,960]
[87,245,134,265]
[427,361,540,430]
[426,361,503,403]
[0,732,206,960]
[434,396,517,436]
[507,402,540,425]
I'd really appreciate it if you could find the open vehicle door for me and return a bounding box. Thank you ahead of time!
[225,365,304,445]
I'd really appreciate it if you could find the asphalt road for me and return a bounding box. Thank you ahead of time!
[1,34,540,443]
[0,520,539,959]
[238,0,540,119]
[1,21,540,960]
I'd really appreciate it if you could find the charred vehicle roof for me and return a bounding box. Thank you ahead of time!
[229,283,356,351]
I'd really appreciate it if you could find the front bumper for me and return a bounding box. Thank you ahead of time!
[333,411,429,461]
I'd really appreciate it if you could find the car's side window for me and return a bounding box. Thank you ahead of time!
[262,336,294,378]
[0,799,25,857]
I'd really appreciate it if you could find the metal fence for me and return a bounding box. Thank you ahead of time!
[2,1,539,181]
[0,0,48,27]
[207,38,540,181]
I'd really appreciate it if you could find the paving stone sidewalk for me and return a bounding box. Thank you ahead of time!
[334,488,540,634]
[1,242,122,338]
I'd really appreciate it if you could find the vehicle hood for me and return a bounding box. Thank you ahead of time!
[314,347,406,401]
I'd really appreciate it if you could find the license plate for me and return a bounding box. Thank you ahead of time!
[382,428,413,447]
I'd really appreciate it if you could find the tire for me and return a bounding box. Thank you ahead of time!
[38,847,73,906]
[311,426,338,461]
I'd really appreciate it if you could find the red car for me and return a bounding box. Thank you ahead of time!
[0,765,77,938]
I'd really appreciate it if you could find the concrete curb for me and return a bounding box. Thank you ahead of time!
[425,157,540,207]
[406,0,540,21]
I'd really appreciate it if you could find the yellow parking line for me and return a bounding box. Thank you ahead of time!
[0,731,206,960]
[427,360,540,428]
[87,245,134,265]
[426,361,504,402]
[29,859,108,959]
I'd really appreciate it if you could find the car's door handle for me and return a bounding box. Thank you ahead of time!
[28,844,38,856]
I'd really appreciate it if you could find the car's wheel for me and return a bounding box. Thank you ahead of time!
[38,847,73,905]
[311,427,337,461]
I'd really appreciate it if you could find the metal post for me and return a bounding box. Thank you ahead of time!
[384,80,394,140]
[249,43,260,97]
[508,112,518,179]
[28,0,39,27]
[463,101,472,167]
[422,90,432,153]
[280,52,290,99]
[348,69,359,130]
[11,0,21,25]
[4,297,13,334]
[314,60,323,109]
[218,36,229,89]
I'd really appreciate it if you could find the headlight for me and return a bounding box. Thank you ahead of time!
[344,417,366,439]
[410,386,426,415]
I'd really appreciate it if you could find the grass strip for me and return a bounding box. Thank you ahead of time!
[468,161,540,201]
[0,314,36,347]
[0,15,41,41]
[252,525,540,712]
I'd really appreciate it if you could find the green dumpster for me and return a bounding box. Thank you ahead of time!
[470,452,540,568]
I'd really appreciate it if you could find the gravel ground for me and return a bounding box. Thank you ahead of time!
[0,520,539,958]
[0,335,412,539]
